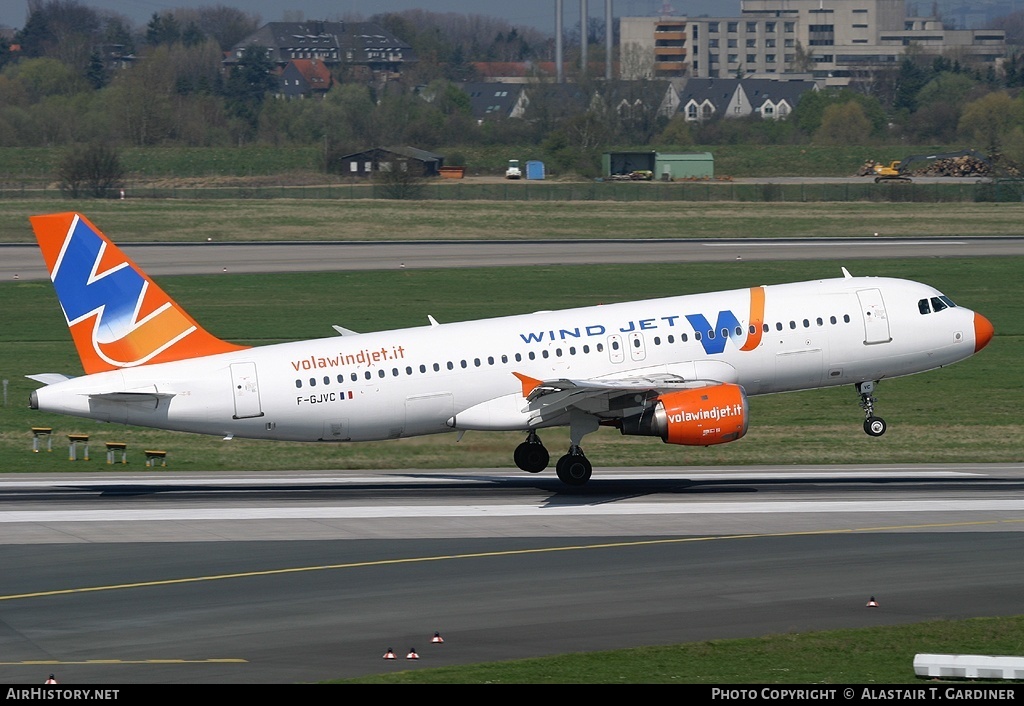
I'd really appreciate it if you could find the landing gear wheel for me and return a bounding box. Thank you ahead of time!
[514,441,548,473]
[556,451,592,486]
[864,416,887,437]
[856,381,886,437]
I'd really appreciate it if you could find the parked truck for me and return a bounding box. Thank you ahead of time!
[505,159,522,179]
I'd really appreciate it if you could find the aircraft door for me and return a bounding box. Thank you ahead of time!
[230,362,264,419]
[856,289,892,345]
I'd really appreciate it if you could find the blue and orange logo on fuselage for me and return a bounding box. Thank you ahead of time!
[517,287,766,356]
[31,213,245,374]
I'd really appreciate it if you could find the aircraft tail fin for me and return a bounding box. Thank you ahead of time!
[30,212,247,374]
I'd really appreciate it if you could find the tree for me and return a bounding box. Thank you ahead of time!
[813,101,872,145]
[958,91,1024,155]
[0,36,13,71]
[57,142,124,198]
[86,50,106,89]
[146,12,181,46]
[15,1,101,72]
[223,45,277,136]
[373,158,427,200]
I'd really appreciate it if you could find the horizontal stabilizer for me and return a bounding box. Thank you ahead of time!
[26,373,73,385]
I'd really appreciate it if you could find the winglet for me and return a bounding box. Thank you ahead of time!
[513,372,543,398]
[30,212,247,374]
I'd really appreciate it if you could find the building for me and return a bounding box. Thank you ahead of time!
[620,0,1006,86]
[335,146,444,178]
[678,77,818,122]
[277,59,333,99]
[457,82,530,122]
[225,20,416,82]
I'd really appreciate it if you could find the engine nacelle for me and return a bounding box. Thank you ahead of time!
[619,383,748,446]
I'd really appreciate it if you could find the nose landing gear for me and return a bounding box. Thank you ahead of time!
[857,381,887,437]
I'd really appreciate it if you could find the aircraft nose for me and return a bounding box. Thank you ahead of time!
[974,313,994,352]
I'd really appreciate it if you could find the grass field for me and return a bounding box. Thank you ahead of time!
[335,615,1024,684]
[3,198,1024,243]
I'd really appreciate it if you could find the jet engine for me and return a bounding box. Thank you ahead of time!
[619,383,748,445]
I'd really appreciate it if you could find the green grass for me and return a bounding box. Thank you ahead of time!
[3,199,1024,243]
[335,615,1024,683]
[2,257,1020,473]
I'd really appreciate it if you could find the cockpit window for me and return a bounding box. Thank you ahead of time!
[920,296,958,315]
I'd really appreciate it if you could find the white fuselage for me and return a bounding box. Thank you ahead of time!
[32,276,983,442]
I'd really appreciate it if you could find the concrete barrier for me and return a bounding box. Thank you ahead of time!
[914,653,1024,680]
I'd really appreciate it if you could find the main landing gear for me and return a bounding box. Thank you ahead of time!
[857,381,887,437]
[513,433,594,486]
[514,412,600,486]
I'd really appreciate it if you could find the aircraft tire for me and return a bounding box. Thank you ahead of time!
[514,442,548,473]
[864,416,887,437]
[556,454,592,486]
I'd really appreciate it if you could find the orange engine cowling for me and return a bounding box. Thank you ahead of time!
[619,383,748,446]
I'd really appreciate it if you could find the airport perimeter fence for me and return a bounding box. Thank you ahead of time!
[2,179,1023,202]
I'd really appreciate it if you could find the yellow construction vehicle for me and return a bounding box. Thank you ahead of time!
[870,150,990,183]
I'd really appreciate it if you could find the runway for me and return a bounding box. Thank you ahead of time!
[0,464,1022,684]
[3,236,1024,281]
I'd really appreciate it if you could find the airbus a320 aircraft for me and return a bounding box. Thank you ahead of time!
[27,212,994,486]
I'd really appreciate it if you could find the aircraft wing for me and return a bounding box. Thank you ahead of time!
[514,360,738,417]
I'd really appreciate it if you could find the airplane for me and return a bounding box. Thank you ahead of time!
[27,212,994,486]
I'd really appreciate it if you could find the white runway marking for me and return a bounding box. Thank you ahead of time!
[2,499,1022,523]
